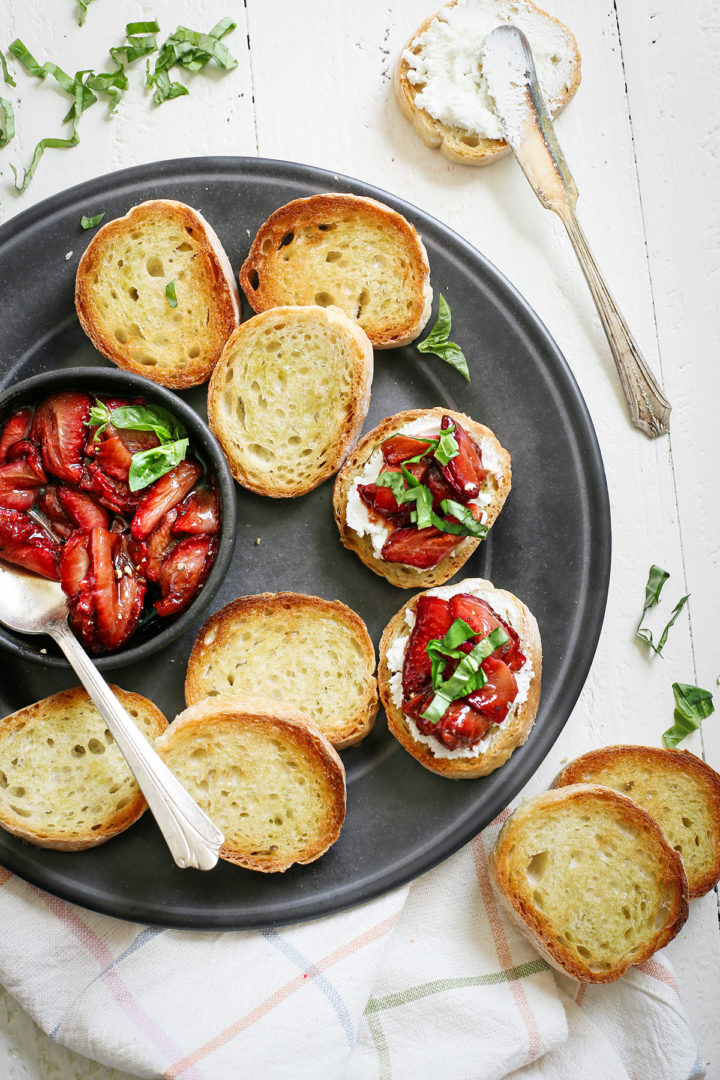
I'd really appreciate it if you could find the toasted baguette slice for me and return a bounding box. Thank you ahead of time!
[552,746,720,899]
[155,696,346,872]
[0,686,168,850]
[378,577,541,778]
[239,193,432,348]
[490,785,689,982]
[395,0,581,167]
[333,408,511,588]
[207,305,373,497]
[185,593,378,748]
[75,199,240,388]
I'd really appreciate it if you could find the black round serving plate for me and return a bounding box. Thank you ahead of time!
[0,156,610,929]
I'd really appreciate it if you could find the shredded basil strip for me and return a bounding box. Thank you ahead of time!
[166,280,178,308]
[147,18,237,105]
[636,564,690,656]
[1,51,15,87]
[77,0,97,27]
[421,626,509,724]
[439,500,488,539]
[80,212,105,229]
[434,427,459,466]
[662,682,715,749]
[425,618,476,687]
[417,295,470,381]
[374,470,486,540]
[128,438,189,492]
[0,98,14,147]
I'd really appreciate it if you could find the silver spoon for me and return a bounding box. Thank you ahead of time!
[482,24,671,439]
[0,562,224,870]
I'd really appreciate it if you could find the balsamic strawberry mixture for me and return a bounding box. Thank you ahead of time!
[400,592,527,750]
[0,392,219,653]
[357,415,486,569]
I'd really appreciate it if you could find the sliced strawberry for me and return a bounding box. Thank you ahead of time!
[5,439,47,481]
[155,536,214,617]
[90,432,133,481]
[424,462,457,512]
[448,594,525,671]
[146,508,178,582]
[38,486,75,538]
[381,525,463,569]
[60,529,91,596]
[57,486,110,531]
[31,392,92,484]
[381,434,435,466]
[438,415,484,502]
[172,487,220,536]
[465,657,518,723]
[0,459,44,511]
[0,407,33,463]
[402,594,453,697]
[85,462,141,514]
[131,460,203,540]
[0,507,60,579]
[89,528,146,651]
[358,481,411,525]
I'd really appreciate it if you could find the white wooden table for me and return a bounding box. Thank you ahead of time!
[0,1,718,1076]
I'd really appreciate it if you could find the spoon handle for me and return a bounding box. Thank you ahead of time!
[559,208,672,438]
[51,620,224,870]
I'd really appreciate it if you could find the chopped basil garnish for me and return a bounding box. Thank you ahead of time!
[1,51,15,87]
[146,19,237,105]
[80,212,105,229]
[375,469,488,540]
[129,438,189,492]
[662,683,714,749]
[417,295,470,381]
[77,0,97,26]
[110,22,160,67]
[0,98,14,147]
[637,564,690,656]
[421,626,509,724]
[425,617,476,687]
[166,280,178,308]
[88,401,188,491]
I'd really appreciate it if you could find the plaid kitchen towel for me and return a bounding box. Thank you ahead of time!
[0,813,703,1080]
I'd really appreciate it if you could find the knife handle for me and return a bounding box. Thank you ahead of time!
[559,209,671,438]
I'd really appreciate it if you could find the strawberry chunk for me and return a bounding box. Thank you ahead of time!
[131,461,203,540]
[438,415,484,502]
[172,487,220,536]
[381,434,435,466]
[413,696,494,749]
[0,407,33,464]
[465,657,518,723]
[155,536,215,617]
[5,439,47,481]
[60,529,92,596]
[424,462,457,512]
[449,594,525,671]
[85,462,141,514]
[0,459,45,511]
[381,525,463,569]
[57,487,110,531]
[31,392,91,484]
[402,594,452,696]
[90,431,134,481]
[38,486,74,538]
[89,528,146,651]
[0,507,61,579]
[146,508,178,582]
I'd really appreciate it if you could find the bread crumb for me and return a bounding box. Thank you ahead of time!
[255,537,262,545]
[65,251,73,260]
[40,648,47,654]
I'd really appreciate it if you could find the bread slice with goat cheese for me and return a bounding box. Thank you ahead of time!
[378,577,541,778]
[155,695,346,872]
[75,199,240,388]
[395,0,581,167]
[185,592,378,748]
[207,304,373,497]
[489,785,689,982]
[333,407,511,588]
[552,745,720,899]
[0,686,168,850]
[238,193,433,348]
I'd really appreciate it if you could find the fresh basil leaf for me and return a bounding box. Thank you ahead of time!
[406,485,434,529]
[662,682,715,748]
[421,626,508,724]
[149,67,189,105]
[166,280,178,308]
[85,65,128,113]
[77,0,96,26]
[146,18,237,105]
[0,97,14,147]
[440,499,488,539]
[636,564,689,656]
[80,212,105,229]
[375,469,407,503]
[110,23,159,69]
[8,40,48,78]
[417,295,470,381]
[426,618,477,689]
[107,403,186,442]
[128,438,189,492]
[1,52,15,87]
[434,427,459,466]
[642,564,670,611]
[126,21,161,36]
[88,401,112,438]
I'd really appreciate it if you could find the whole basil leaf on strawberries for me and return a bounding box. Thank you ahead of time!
[417,296,470,381]
[89,401,186,443]
[128,438,189,492]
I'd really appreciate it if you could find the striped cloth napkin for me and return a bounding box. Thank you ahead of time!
[0,812,704,1080]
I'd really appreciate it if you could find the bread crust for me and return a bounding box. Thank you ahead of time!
[0,686,168,850]
[75,199,240,388]
[489,785,689,982]
[238,193,432,348]
[552,745,720,898]
[394,0,581,167]
[185,592,378,748]
[378,578,541,778]
[333,408,511,588]
[207,304,373,497]
[155,696,346,872]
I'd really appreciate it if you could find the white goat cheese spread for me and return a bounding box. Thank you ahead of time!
[387,578,534,759]
[403,0,576,141]
[345,416,504,562]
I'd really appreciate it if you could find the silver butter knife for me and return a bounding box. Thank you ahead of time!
[482,24,671,439]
